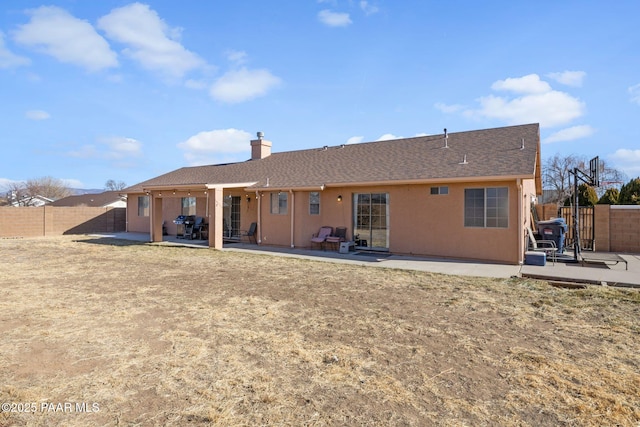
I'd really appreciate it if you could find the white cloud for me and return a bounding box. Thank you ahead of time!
[542,125,595,144]
[0,31,30,68]
[226,50,248,65]
[210,67,281,103]
[25,110,50,120]
[100,136,142,158]
[435,102,465,113]
[177,128,252,165]
[97,3,204,78]
[547,70,586,87]
[67,136,142,161]
[360,1,379,15]
[346,136,364,144]
[318,10,352,27]
[609,149,640,177]
[629,84,640,105]
[473,91,585,127]
[491,74,551,94]
[463,74,586,128]
[0,178,23,191]
[377,133,401,141]
[13,6,118,72]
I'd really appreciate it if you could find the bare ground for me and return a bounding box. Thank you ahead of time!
[0,236,638,426]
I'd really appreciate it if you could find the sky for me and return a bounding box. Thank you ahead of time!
[1,0,639,191]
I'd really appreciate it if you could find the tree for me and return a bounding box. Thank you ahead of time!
[6,176,72,206]
[597,188,620,205]
[105,179,127,191]
[543,154,579,205]
[619,177,640,205]
[564,183,598,206]
[579,184,598,206]
[543,153,627,205]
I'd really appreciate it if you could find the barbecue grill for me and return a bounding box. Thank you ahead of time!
[173,215,196,239]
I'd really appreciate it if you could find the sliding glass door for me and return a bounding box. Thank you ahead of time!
[353,193,389,250]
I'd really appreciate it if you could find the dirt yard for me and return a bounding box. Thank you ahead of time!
[0,236,638,426]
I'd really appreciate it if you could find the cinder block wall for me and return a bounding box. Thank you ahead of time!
[609,206,640,253]
[0,207,126,238]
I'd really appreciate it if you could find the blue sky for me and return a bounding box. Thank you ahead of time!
[1,1,639,190]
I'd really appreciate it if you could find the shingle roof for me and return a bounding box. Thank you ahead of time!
[126,123,540,192]
[49,191,125,207]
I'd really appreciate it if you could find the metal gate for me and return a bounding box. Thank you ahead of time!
[559,206,594,251]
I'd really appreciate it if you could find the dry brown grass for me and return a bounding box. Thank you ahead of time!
[0,235,638,426]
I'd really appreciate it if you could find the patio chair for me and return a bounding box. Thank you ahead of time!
[191,217,207,240]
[242,222,257,244]
[526,227,557,265]
[311,226,333,250]
[325,226,347,251]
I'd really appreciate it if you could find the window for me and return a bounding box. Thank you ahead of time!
[270,192,288,215]
[464,187,508,228]
[181,197,196,216]
[430,186,449,195]
[138,196,149,217]
[309,191,320,215]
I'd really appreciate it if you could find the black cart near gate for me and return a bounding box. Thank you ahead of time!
[537,218,568,254]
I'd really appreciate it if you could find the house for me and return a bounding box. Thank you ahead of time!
[49,191,127,208]
[8,192,53,207]
[124,123,542,264]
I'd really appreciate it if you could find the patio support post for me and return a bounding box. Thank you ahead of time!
[208,187,223,249]
[517,179,524,264]
[151,195,163,243]
[290,190,295,248]
[257,191,262,244]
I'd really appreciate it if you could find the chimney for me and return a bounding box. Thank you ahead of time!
[250,131,272,160]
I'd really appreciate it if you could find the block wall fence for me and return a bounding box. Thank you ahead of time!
[536,203,640,254]
[0,207,126,238]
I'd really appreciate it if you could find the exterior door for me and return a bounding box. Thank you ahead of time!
[223,195,241,238]
[353,193,389,250]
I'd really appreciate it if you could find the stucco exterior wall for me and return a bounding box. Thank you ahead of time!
[255,181,523,264]
[126,191,258,237]
[127,179,531,264]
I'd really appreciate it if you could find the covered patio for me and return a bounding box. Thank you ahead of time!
[141,182,259,250]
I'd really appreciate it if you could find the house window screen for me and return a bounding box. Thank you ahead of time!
[430,186,449,195]
[309,192,320,215]
[464,187,508,228]
[270,192,288,215]
[138,196,149,217]
[181,197,196,216]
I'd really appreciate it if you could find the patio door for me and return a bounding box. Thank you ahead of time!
[223,196,241,237]
[353,193,389,251]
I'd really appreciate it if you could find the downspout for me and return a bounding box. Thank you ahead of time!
[517,179,523,264]
[290,190,295,248]
[256,190,262,244]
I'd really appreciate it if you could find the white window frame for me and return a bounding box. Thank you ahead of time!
[430,186,449,195]
[181,197,196,216]
[309,191,320,215]
[270,192,288,215]
[464,187,509,228]
[138,196,149,217]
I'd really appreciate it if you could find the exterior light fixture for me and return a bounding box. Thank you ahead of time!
[337,195,342,202]
[246,195,251,203]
